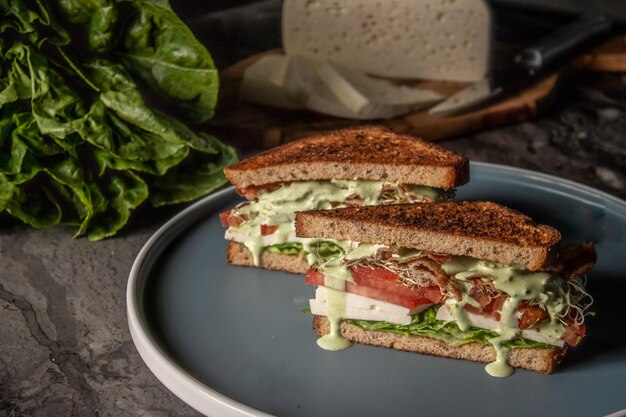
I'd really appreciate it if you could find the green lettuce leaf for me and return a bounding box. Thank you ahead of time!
[347,306,553,349]
[264,241,345,259]
[265,242,303,256]
[314,240,345,258]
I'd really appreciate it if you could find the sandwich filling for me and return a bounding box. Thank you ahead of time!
[305,243,595,376]
[220,180,453,265]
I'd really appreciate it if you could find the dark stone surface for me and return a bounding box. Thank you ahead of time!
[446,73,626,200]
[1,2,625,417]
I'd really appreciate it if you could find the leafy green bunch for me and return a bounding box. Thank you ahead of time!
[1,0,237,240]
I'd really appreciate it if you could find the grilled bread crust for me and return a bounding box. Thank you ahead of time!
[224,126,469,189]
[226,241,308,274]
[312,315,566,374]
[295,201,561,271]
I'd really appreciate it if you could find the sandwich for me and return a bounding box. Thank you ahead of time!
[294,201,596,375]
[220,126,469,274]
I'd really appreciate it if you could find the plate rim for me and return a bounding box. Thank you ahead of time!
[127,186,272,417]
[126,161,626,417]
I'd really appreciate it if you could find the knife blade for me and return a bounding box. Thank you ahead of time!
[429,13,613,116]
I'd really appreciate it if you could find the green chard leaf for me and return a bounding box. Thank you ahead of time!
[147,135,237,206]
[91,146,189,177]
[0,174,17,211]
[1,0,69,46]
[85,170,148,240]
[112,1,219,123]
[56,0,110,24]
[87,5,118,52]
[42,152,106,236]
[0,0,234,240]
[5,176,63,227]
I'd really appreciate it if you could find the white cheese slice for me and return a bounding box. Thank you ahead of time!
[283,0,491,82]
[321,61,444,114]
[285,56,372,119]
[239,54,304,109]
[316,286,411,315]
[334,64,443,107]
[286,56,441,120]
[310,287,432,325]
[436,305,564,347]
[225,229,297,246]
[310,299,411,325]
[315,61,371,113]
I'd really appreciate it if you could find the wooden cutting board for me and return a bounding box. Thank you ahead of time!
[208,35,626,150]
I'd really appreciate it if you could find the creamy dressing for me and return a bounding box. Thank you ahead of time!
[301,238,351,268]
[444,297,473,331]
[316,287,352,350]
[441,256,568,376]
[234,180,384,264]
[228,180,446,266]
[407,185,445,202]
[315,243,382,349]
[485,326,517,377]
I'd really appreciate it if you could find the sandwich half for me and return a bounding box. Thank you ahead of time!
[294,201,596,375]
[220,126,469,274]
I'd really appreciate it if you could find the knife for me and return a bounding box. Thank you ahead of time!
[428,13,614,116]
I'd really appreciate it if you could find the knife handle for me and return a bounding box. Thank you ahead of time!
[514,14,613,73]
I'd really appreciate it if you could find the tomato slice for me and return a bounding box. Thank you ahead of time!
[351,265,399,283]
[260,224,278,235]
[305,266,441,311]
[219,211,231,227]
[219,210,244,227]
[305,268,325,285]
[518,302,549,329]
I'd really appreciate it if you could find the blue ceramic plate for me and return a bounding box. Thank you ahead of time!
[127,162,626,417]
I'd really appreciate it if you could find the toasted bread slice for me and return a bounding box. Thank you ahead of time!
[226,241,309,274]
[295,201,561,271]
[312,315,565,374]
[224,126,469,189]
